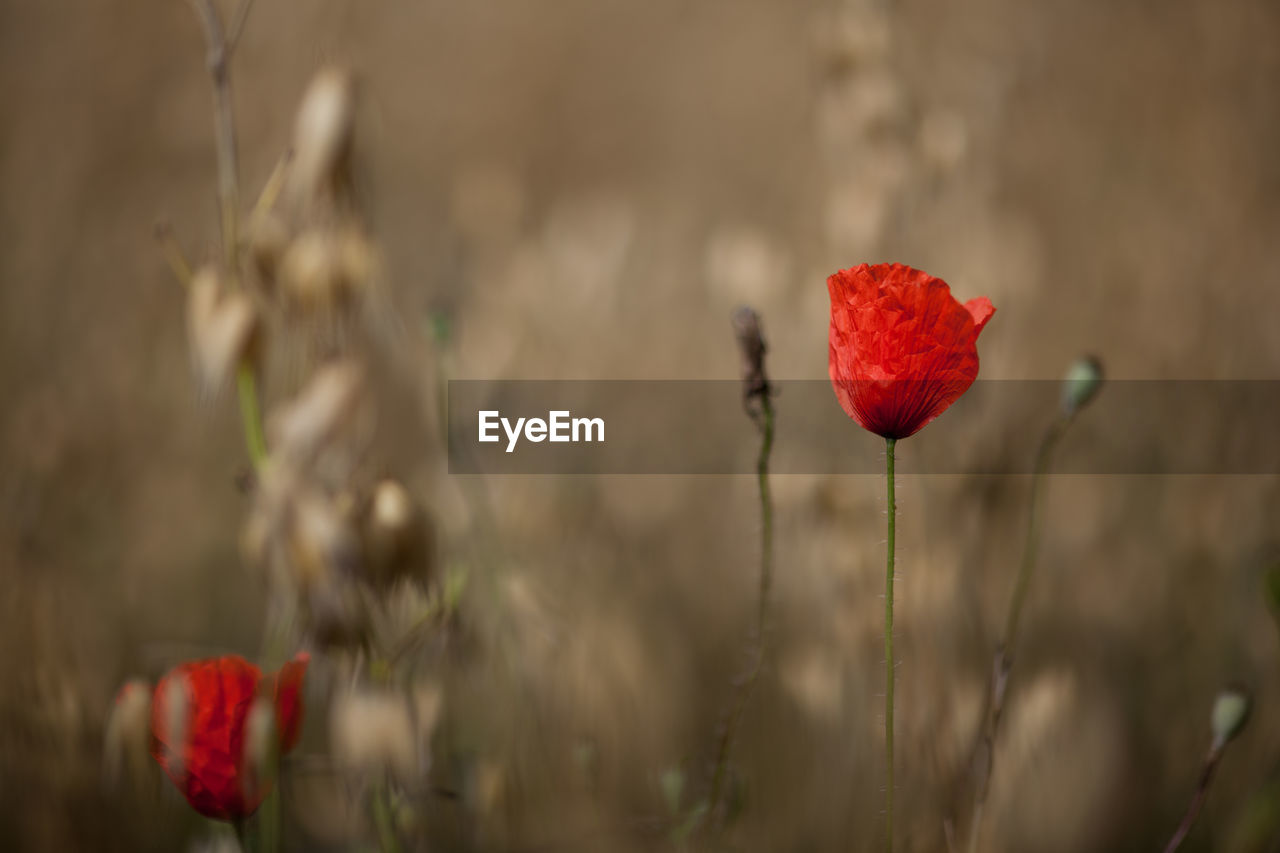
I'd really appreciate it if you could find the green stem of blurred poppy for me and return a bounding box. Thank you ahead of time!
[967,416,1066,853]
[707,392,775,820]
[372,779,404,853]
[884,437,896,853]
[233,817,255,852]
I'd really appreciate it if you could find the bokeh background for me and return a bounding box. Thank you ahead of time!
[3,0,1280,850]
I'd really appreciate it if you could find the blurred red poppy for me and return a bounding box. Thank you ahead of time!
[828,263,995,439]
[150,652,309,820]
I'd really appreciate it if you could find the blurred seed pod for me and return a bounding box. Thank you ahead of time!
[280,229,348,312]
[1211,686,1251,750]
[103,679,152,788]
[330,689,417,783]
[186,266,261,390]
[362,479,434,588]
[1061,355,1104,418]
[279,225,382,315]
[337,224,381,294]
[241,696,278,804]
[246,211,291,290]
[305,579,369,650]
[287,489,362,588]
[288,67,357,210]
[268,360,365,463]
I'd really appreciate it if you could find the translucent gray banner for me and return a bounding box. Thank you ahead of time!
[446,381,1280,474]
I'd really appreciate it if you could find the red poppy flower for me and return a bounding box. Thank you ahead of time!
[150,652,309,820]
[828,263,995,439]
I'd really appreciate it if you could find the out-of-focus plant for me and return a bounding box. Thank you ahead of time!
[1161,686,1252,853]
[696,307,777,833]
[106,2,452,850]
[964,354,1104,851]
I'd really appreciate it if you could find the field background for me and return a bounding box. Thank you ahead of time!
[3,0,1280,850]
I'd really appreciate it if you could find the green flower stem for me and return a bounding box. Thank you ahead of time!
[372,779,404,853]
[1002,418,1064,653]
[237,362,268,473]
[967,416,1066,853]
[233,817,255,852]
[707,391,776,819]
[884,437,896,853]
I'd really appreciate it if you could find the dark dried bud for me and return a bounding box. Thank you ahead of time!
[732,306,771,422]
[362,479,433,587]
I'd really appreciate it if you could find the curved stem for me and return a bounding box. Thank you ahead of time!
[885,436,896,853]
[1002,419,1064,652]
[1162,746,1223,853]
[707,392,775,818]
[967,416,1066,853]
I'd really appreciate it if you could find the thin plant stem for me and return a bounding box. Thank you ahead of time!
[250,150,293,221]
[156,222,193,287]
[188,0,268,475]
[372,778,405,853]
[233,817,255,852]
[188,0,241,278]
[1162,746,1224,853]
[967,416,1066,853]
[227,0,256,51]
[707,392,776,819]
[237,362,268,472]
[884,436,896,853]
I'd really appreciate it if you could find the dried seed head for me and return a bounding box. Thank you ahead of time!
[241,696,278,803]
[186,266,261,389]
[280,229,347,312]
[288,490,362,587]
[363,479,432,587]
[337,224,382,297]
[268,360,365,462]
[731,306,771,417]
[289,67,357,209]
[103,679,152,786]
[330,689,417,782]
[306,579,369,649]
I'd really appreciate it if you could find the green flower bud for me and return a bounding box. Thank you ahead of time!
[1061,355,1104,417]
[1211,686,1251,748]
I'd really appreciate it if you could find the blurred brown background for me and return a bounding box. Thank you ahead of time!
[3,0,1280,850]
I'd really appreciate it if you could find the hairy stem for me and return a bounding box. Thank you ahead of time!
[885,436,896,853]
[708,391,775,819]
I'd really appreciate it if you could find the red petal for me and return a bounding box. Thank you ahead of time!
[150,655,266,820]
[964,297,995,333]
[271,651,310,754]
[827,263,994,439]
